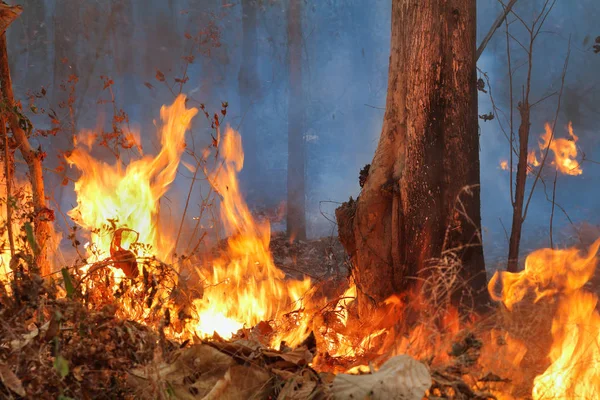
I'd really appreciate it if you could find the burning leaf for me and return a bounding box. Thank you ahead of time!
[155,70,165,82]
[332,355,431,400]
[0,364,26,397]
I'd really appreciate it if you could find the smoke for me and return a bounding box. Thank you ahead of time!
[5,0,600,270]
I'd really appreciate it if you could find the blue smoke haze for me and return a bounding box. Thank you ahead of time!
[6,0,600,270]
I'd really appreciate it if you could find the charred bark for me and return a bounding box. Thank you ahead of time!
[337,0,488,312]
[286,0,306,241]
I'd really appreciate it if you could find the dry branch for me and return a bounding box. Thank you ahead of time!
[0,31,53,276]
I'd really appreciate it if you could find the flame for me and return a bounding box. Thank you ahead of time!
[490,239,600,398]
[189,126,312,341]
[66,94,198,267]
[527,150,540,167]
[525,122,582,175]
[500,160,508,170]
[539,122,582,176]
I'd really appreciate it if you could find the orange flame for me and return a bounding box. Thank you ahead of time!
[490,239,600,398]
[500,160,509,170]
[189,126,312,341]
[66,94,198,267]
[528,122,582,175]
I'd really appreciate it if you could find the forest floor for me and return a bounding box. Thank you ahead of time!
[0,235,510,399]
[0,235,353,399]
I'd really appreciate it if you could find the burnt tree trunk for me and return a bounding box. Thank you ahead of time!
[286,0,306,241]
[337,0,488,312]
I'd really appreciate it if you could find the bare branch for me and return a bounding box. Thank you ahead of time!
[476,0,519,60]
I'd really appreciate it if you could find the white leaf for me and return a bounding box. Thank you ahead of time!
[332,355,431,400]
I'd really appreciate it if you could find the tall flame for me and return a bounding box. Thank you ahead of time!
[189,126,312,341]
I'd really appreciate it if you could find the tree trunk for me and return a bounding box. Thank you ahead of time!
[507,103,530,272]
[238,0,262,205]
[0,33,53,276]
[286,0,306,241]
[337,0,488,312]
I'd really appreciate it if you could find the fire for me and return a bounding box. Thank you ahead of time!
[526,121,582,176]
[527,150,540,167]
[67,96,312,342]
[490,238,600,398]
[66,95,198,268]
[189,126,312,341]
[499,160,508,170]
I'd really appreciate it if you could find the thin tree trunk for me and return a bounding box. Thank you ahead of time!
[286,0,306,241]
[238,0,261,205]
[0,33,53,276]
[507,103,530,272]
[337,0,488,312]
[2,117,14,257]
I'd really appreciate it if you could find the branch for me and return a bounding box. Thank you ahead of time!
[0,32,53,276]
[476,0,519,61]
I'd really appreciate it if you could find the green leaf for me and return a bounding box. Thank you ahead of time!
[58,395,75,400]
[23,222,38,255]
[61,268,75,298]
[54,356,69,378]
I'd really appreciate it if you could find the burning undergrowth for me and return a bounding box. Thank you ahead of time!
[2,94,600,399]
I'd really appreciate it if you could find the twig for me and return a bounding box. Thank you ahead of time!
[476,0,518,60]
[1,116,14,257]
[523,39,570,220]
[549,170,557,249]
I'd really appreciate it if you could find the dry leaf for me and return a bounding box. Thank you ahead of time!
[0,364,26,397]
[277,376,317,400]
[262,346,313,366]
[332,354,431,400]
[10,321,50,351]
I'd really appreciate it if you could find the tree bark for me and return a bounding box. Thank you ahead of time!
[286,0,306,241]
[337,0,488,312]
[0,33,53,276]
[507,103,530,272]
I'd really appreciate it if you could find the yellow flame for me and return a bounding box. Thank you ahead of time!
[66,94,198,266]
[500,160,509,170]
[189,126,312,341]
[534,122,582,175]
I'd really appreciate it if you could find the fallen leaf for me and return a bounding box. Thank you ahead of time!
[332,354,431,400]
[262,346,313,366]
[0,364,26,397]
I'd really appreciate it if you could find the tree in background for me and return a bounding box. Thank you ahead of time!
[336,0,488,312]
[53,0,80,107]
[286,0,306,241]
[238,0,262,204]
